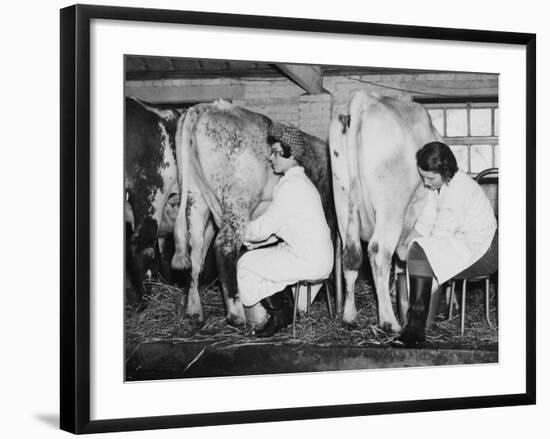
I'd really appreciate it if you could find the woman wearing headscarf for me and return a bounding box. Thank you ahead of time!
[237,125,333,337]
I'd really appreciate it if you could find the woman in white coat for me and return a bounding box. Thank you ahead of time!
[237,125,333,337]
[395,141,497,347]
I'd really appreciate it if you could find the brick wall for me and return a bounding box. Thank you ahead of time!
[126,72,497,142]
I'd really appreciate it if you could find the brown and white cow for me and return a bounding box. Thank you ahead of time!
[329,91,441,332]
[171,100,335,326]
[125,97,184,303]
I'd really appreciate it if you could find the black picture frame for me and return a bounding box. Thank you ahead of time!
[60,4,536,434]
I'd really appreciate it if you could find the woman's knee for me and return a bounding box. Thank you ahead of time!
[407,243,434,277]
[236,251,252,271]
[407,242,426,261]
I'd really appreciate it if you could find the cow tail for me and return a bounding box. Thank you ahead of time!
[346,92,364,190]
[171,109,195,270]
[344,92,365,233]
[131,96,179,123]
[189,148,223,226]
[329,113,350,248]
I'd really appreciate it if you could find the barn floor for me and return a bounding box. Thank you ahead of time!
[125,278,498,381]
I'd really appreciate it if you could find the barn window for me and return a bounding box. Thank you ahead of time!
[414,97,499,176]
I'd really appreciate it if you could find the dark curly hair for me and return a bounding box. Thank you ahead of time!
[267,135,292,158]
[416,141,458,182]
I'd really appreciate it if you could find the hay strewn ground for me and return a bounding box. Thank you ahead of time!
[125,277,498,351]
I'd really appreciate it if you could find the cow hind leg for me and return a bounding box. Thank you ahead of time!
[343,268,359,327]
[127,218,160,307]
[214,231,246,327]
[342,200,363,326]
[367,223,402,333]
[185,194,211,324]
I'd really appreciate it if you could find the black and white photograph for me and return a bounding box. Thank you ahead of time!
[124,56,501,381]
[51,1,539,436]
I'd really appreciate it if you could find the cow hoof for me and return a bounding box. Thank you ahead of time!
[171,252,189,271]
[186,308,204,324]
[380,321,401,334]
[225,314,246,328]
[342,321,359,330]
[187,315,204,329]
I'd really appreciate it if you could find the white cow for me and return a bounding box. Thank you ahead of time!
[171,101,336,326]
[329,91,441,332]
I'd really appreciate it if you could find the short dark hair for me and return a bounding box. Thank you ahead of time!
[416,141,458,182]
[267,135,293,159]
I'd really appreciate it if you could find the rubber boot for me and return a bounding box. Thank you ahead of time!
[280,285,294,314]
[396,273,409,326]
[255,286,294,337]
[259,291,283,312]
[394,275,432,347]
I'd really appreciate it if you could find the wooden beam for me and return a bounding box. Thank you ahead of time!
[277,64,323,94]
[125,84,246,104]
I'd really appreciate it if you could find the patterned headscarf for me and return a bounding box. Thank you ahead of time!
[269,125,305,162]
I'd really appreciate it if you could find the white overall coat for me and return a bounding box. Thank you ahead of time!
[237,166,333,307]
[411,170,497,284]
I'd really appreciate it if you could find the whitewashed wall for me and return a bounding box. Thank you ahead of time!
[126,72,497,142]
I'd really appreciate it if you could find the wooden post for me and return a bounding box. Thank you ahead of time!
[335,233,343,316]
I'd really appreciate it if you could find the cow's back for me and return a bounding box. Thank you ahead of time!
[332,92,438,243]
[361,94,438,241]
[191,102,272,225]
[174,100,335,266]
[125,97,179,229]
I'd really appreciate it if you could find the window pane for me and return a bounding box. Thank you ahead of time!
[428,109,444,137]
[471,144,493,173]
[470,108,492,136]
[494,108,499,136]
[494,144,499,167]
[446,109,468,137]
[450,144,469,172]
